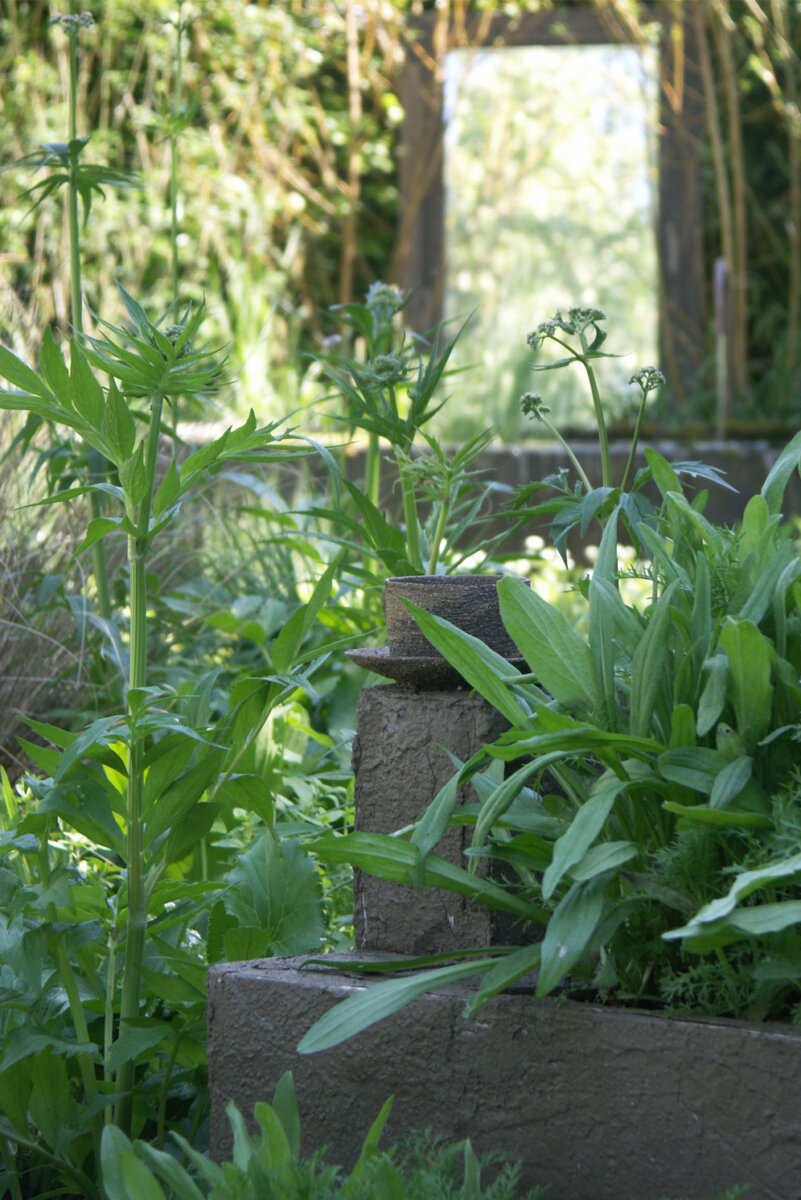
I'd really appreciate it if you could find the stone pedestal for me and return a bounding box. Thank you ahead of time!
[352,684,510,954]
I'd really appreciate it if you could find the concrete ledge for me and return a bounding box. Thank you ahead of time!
[207,953,801,1200]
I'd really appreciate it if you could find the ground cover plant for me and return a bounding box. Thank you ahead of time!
[100,1070,547,1200]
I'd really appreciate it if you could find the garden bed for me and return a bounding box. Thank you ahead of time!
[207,952,801,1200]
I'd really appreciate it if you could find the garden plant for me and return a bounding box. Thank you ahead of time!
[301,308,801,1052]
[3,3,801,1198]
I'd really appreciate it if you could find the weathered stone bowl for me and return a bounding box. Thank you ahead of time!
[382,574,522,658]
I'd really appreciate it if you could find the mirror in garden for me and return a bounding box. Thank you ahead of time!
[441,40,659,441]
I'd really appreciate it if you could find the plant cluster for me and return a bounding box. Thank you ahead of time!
[310,285,505,577]
[302,309,801,1055]
[101,1071,544,1200]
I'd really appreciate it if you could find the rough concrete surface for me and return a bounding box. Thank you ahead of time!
[208,953,801,1200]
[352,685,514,954]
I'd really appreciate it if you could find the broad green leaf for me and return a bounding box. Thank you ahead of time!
[720,618,772,748]
[153,457,181,517]
[69,342,105,428]
[570,839,638,882]
[462,943,541,1017]
[310,831,543,920]
[709,755,753,810]
[106,1021,174,1073]
[644,448,681,502]
[498,576,596,712]
[252,1101,293,1174]
[735,537,793,626]
[536,878,605,996]
[670,703,696,748]
[0,344,52,398]
[28,1050,70,1148]
[76,515,127,555]
[588,515,622,729]
[663,801,772,830]
[224,832,323,955]
[761,428,801,514]
[297,957,500,1054]
[133,1143,205,1200]
[162,802,221,868]
[271,1072,301,1160]
[629,581,677,737]
[658,746,721,794]
[696,654,729,737]
[542,779,627,899]
[404,604,535,728]
[102,1126,139,1200]
[472,754,563,864]
[665,851,801,936]
[102,377,136,464]
[120,442,149,509]
[38,327,71,399]
[665,490,724,550]
[666,901,801,953]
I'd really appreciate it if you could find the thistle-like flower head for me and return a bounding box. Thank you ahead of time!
[51,11,94,32]
[365,354,409,385]
[520,392,550,421]
[365,282,405,316]
[629,366,665,395]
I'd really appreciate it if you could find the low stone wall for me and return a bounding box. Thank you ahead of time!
[207,952,801,1200]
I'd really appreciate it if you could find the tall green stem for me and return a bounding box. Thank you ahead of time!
[365,431,381,508]
[397,456,423,573]
[579,332,611,490]
[170,5,184,304]
[66,13,112,620]
[114,391,165,1133]
[428,496,450,575]
[620,391,649,494]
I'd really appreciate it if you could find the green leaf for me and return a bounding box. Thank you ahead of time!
[225,832,323,955]
[542,779,627,899]
[461,943,541,1017]
[761,429,801,514]
[311,831,543,920]
[77,515,127,555]
[103,377,136,464]
[498,576,596,712]
[629,581,677,737]
[69,342,105,427]
[696,654,729,737]
[719,618,772,749]
[658,746,721,794]
[153,458,181,517]
[570,839,638,882]
[536,878,605,996]
[297,958,501,1054]
[252,1101,293,1174]
[39,327,71,399]
[709,755,753,810]
[644,448,681,502]
[28,1050,70,1148]
[403,604,535,728]
[120,442,149,509]
[0,344,52,399]
[132,1143,205,1200]
[271,1072,301,1160]
[106,1021,174,1073]
[663,801,773,830]
[588,515,622,729]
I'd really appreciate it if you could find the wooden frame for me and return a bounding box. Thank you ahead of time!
[394,3,705,405]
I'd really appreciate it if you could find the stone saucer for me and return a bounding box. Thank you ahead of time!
[345,645,527,690]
